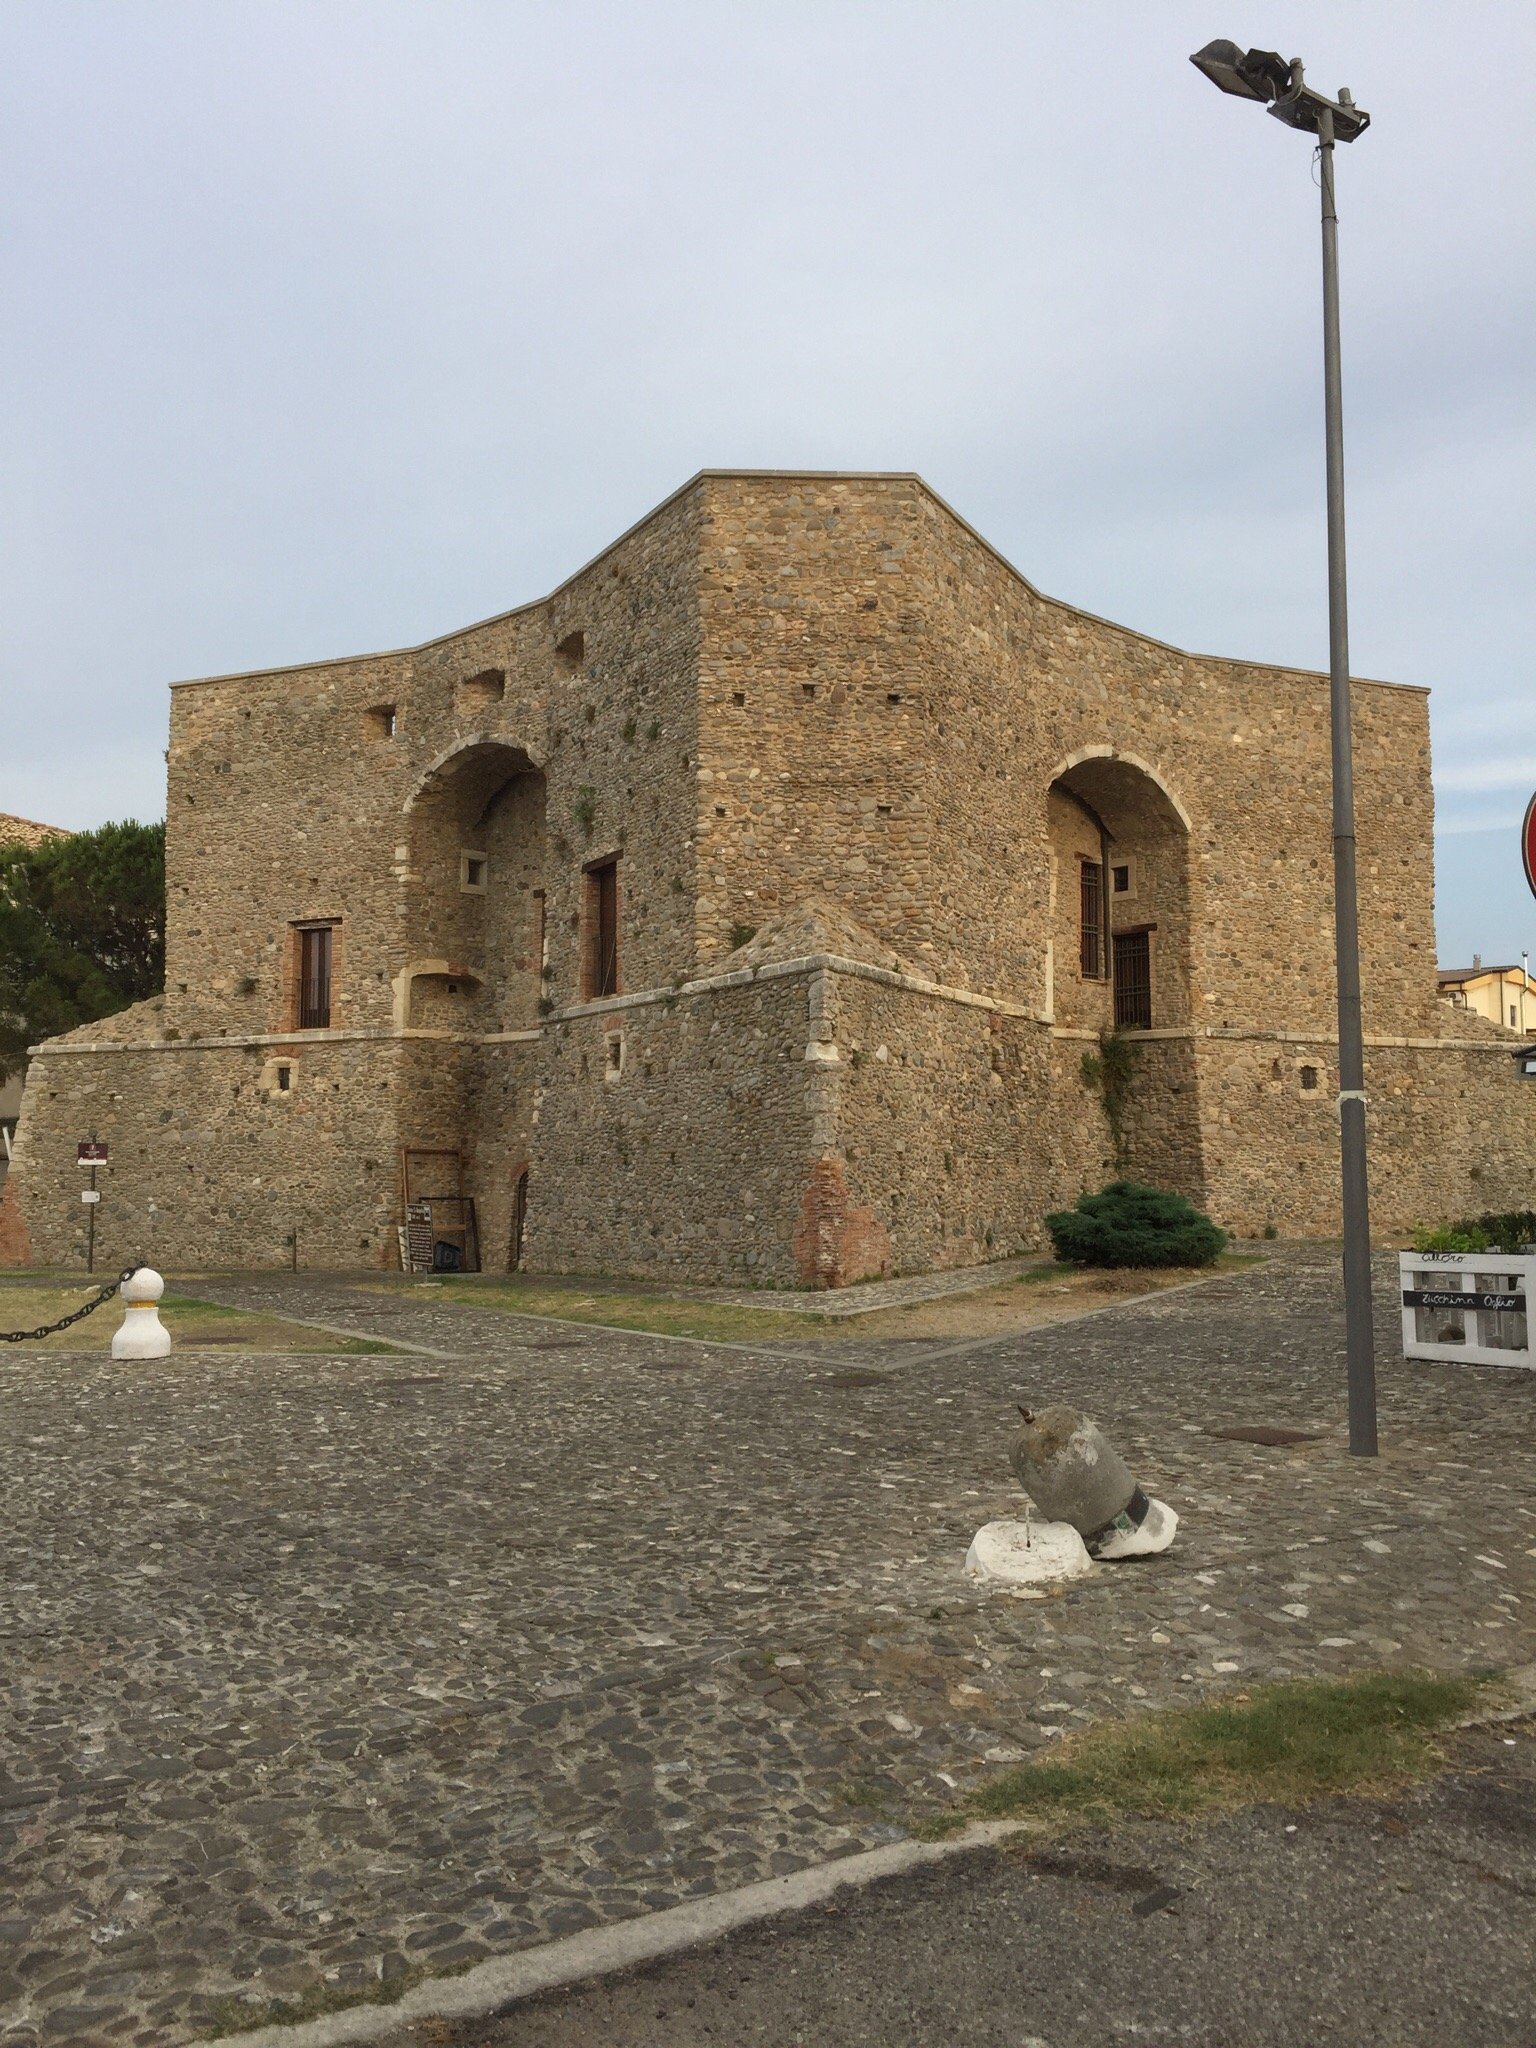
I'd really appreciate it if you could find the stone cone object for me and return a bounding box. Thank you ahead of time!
[1009,1404,1175,1558]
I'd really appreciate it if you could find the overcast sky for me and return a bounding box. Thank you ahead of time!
[3,1,1532,965]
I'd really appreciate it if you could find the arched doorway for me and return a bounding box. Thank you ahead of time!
[1046,751,1193,1035]
[398,742,547,1274]
[402,740,547,1032]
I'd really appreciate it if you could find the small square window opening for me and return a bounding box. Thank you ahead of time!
[1112,863,1131,894]
[732,691,746,707]
[457,669,506,712]
[460,852,488,892]
[1300,1065,1319,1092]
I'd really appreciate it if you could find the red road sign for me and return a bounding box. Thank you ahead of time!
[1524,790,1536,902]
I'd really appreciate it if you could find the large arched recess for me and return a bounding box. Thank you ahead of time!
[1045,750,1193,1036]
[401,739,547,1033]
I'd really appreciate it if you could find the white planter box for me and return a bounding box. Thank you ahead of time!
[1399,1250,1533,1369]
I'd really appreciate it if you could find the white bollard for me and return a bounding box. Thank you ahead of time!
[111,1267,172,1359]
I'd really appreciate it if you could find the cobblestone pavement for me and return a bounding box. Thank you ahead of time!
[2,1250,1532,2044]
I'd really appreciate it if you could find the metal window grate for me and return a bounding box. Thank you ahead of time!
[1079,860,1103,979]
[1113,930,1152,1030]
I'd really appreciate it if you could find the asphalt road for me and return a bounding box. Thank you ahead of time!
[411,1722,1536,2048]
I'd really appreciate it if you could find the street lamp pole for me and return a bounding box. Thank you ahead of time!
[1191,42,1378,1454]
[1317,101,1378,1458]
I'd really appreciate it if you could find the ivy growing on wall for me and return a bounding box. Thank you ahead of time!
[1080,1032,1139,1166]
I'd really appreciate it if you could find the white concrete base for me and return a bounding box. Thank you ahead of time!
[963,1518,1092,1591]
[1095,1496,1178,1559]
[111,1267,172,1360]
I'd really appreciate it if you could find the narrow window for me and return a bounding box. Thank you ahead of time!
[276,1064,292,1092]
[584,858,619,998]
[1300,1064,1319,1092]
[460,852,488,892]
[297,924,333,1028]
[1112,863,1130,894]
[365,704,397,739]
[1112,930,1152,1030]
[1079,859,1104,980]
[555,630,586,675]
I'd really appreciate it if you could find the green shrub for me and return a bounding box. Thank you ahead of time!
[1466,1208,1536,1250]
[1044,1180,1227,1270]
[1413,1210,1536,1254]
[1412,1224,1491,1254]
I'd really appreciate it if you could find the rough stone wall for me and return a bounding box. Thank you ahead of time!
[1196,1031,1536,1238]
[10,1010,403,1271]
[692,477,944,978]
[1111,1036,1207,1200]
[826,974,1115,1276]
[526,973,818,1286]
[901,484,1440,1039]
[165,484,703,1048]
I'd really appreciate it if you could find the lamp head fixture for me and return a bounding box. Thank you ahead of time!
[1190,40,1370,141]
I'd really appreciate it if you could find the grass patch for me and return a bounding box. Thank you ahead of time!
[202,1956,478,2038]
[377,1276,842,1345]
[367,1247,1266,1346]
[0,1284,393,1355]
[924,1671,1487,1840]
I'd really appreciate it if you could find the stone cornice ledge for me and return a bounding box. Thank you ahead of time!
[552,952,1043,1024]
[29,1026,545,1056]
[1069,1024,1519,1053]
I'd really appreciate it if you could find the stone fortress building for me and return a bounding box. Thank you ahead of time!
[5,472,1532,1284]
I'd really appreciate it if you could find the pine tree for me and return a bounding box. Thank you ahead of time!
[0,820,165,1083]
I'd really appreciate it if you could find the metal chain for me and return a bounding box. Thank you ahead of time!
[1,1261,143,1344]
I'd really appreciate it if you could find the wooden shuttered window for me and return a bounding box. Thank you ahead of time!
[584,858,619,999]
[298,924,334,1029]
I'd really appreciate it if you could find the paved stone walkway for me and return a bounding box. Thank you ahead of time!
[1,1251,1532,2044]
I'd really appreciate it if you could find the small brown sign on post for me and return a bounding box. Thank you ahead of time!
[77,1140,109,1166]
